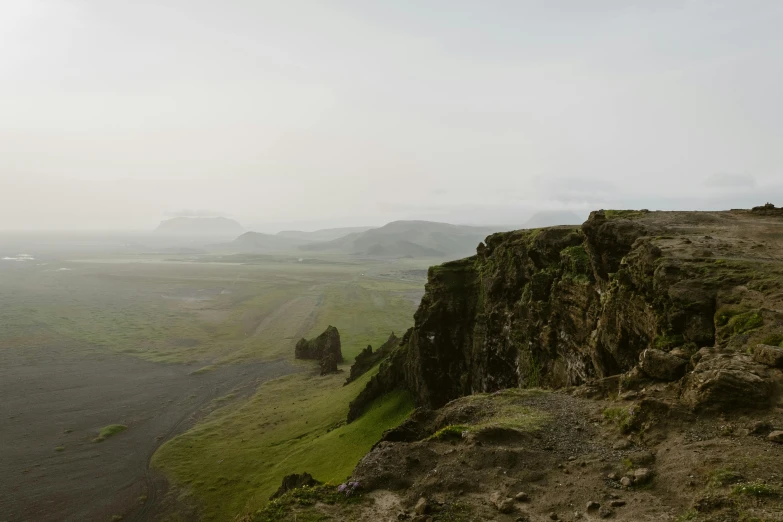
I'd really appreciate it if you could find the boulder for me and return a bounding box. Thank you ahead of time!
[269,472,321,500]
[639,349,688,381]
[633,468,653,484]
[753,344,783,368]
[683,353,773,411]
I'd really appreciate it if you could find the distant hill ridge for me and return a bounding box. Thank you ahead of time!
[299,220,505,259]
[276,226,376,242]
[155,217,244,237]
[232,231,310,252]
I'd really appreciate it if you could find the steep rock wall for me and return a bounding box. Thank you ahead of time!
[349,209,783,420]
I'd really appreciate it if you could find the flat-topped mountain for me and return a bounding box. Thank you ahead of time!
[155,217,244,237]
[300,220,504,259]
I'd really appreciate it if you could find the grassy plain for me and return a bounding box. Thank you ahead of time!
[0,247,427,520]
[0,254,425,364]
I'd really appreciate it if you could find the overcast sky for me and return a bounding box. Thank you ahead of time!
[1,0,782,231]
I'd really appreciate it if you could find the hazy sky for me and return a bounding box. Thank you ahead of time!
[2,0,782,231]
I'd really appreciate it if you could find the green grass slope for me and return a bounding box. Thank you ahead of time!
[152,369,413,521]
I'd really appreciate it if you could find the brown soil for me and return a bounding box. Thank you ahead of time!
[284,389,783,522]
[0,345,296,522]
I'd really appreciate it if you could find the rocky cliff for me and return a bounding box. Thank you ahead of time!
[349,208,783,420]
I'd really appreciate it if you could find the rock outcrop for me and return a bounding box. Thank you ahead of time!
[269,473,321,500]
[683,352,775,411]
[639,349,688,381]
[345,332,400,385]
[349,208,783,420]
[295,325,342,375]
[754,344,783,368]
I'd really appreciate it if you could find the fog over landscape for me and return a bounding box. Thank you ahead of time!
[3,3,783,522]
[2,1,783,231]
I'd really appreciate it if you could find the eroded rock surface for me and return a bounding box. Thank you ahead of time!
[350,208,783,419]
[295,325,343,371]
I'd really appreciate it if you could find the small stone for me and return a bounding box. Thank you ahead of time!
[749,420,772,434]
[620,477,633,487]
[769,431,783,443]
[613,440,631,450]
[599,507,614,518]
[607,472,618,480]
[574,513,582,519]
[568,456,577,461]
[619,391,638,401]
[610,500,626,507]
[633,468,653,484]
[514,492,529,502]
[586,501,600,510]
[414,498,429,515]
[496,498,515,514]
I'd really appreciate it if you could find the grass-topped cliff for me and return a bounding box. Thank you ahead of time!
[350,208,783,418]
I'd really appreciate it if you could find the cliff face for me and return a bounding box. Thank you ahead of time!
[349,208,783,419]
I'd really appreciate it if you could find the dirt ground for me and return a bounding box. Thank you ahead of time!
[348,391,783,522]
[0,344,296,522]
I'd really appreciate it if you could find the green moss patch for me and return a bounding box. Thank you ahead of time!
[708,468,744,488]
[604,407,633,433]
[760,333,783,348]
[93,424,127,443]
[729,311,764,334]
[560,245,591,276]
[442,389,551,436]
[428,425,470,442]
[654,333,685,350]
[732,481,780,497]
[604,209,648,220]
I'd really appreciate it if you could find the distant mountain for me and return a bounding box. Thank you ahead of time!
[155,217,244,237]
[232,231,309,252]
[524,211,585,229]
[277,226,376,242]
[300,220,503,259]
